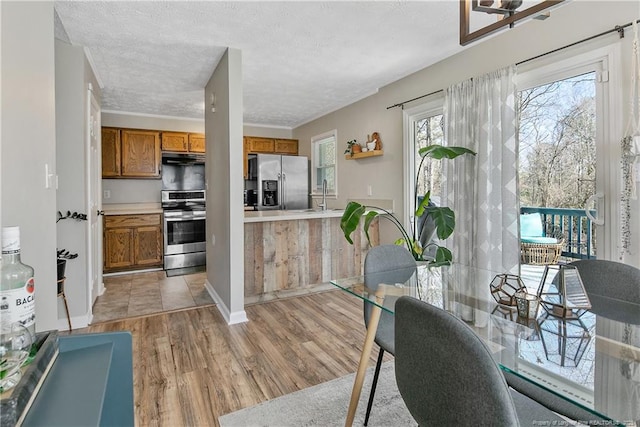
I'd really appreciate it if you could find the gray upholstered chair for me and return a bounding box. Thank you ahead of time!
[568,259,640,324]
[394,296,565,426]
[362,245,416,426]
[504,259,640,423]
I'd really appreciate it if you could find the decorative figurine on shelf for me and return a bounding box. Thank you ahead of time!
[371,132,382,150]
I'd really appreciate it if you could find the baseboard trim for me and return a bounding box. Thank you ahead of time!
[58,311,92,331]
[204,279,248,325]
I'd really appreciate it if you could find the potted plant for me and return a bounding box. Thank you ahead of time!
[344,139,361,156]
[340,144,476,266]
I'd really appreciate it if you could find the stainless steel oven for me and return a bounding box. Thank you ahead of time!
[162,190,206,275]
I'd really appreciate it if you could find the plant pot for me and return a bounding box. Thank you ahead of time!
[352,144,362,154]
[57,259,66,282]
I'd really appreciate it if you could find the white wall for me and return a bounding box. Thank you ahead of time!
[243,125,292,139]
[1,1,58,331]
[293,0,640,266]
[54,39,102,329]
[205,48,246,324]
[55,40,87,326]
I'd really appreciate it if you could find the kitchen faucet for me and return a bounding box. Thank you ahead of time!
[319,179,328,211]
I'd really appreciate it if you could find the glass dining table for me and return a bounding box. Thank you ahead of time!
[329,263,640,427]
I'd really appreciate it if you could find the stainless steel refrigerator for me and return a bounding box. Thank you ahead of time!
[248,154,309,210]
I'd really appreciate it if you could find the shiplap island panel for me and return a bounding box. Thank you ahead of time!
[244,212,378,302]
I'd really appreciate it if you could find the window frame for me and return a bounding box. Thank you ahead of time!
[310,129,338,198]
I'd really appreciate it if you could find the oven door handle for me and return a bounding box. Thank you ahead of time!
[164,215,204,221]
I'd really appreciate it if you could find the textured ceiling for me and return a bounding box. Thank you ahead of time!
[54,1,473,128]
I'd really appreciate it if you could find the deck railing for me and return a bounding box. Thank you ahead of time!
[520,206,597,260]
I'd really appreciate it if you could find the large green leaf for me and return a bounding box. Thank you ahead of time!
[340,201,365,244]
[363,211,379,244]
[430,246,452,267]
[418,145,476,160]
[425,206,455,240]
[414,190,431,218]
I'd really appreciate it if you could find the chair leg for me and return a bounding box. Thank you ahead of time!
[61,292,72,331]
[364,348,385,426]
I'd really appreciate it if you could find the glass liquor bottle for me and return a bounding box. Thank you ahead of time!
[0,226,36,339]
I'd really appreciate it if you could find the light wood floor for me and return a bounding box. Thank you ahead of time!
[80,290,387,426]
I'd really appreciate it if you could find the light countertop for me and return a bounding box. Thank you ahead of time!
[244,209,345,223]
[102,203,163,215]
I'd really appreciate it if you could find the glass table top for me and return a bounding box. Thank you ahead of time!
[330,263,640,426]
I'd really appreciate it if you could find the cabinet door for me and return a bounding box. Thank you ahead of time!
[161,132,188,152]
[188,133,205,153]
[104,228,135,270]
[246,137,275,153]
[121,130,161,178]
[275,139,298,155]
[134,226,163,266]
[101,128,121,177]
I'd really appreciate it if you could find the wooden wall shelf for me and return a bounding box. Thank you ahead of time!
[345,150,384,160]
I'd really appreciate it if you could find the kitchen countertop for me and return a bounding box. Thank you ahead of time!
[102,203,163,215]
[244,209,345,223]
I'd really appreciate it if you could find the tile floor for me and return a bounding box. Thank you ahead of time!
[91,270,214,324]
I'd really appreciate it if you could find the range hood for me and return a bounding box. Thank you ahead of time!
[161,152,205,165]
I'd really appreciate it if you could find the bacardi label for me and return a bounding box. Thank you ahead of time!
[0,277,35,331]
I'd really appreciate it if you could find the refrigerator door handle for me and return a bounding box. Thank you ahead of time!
[277,172,283,209]
[281,172,286,209]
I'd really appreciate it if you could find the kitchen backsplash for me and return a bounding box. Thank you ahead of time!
[102,179,162,204]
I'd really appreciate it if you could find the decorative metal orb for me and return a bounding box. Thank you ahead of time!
[490,273,526,306]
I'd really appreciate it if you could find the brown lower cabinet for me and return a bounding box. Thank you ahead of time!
[104,214,162,272]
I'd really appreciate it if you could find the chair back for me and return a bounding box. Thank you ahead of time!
[568,260,640,324]
[363,245,416,328]
[394,296,520,426]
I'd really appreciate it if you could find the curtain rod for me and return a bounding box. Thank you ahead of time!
[386,18,640,110]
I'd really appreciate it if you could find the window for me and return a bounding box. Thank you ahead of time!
[414,113,445,206]
[403,99,444,230]
[311,130,337,195]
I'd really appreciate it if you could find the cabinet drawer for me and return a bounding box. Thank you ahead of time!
[105,214,161,229]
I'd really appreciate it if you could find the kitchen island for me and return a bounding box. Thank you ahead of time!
[244,209,379,303]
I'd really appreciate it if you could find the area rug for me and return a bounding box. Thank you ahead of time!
[218,362,415,427]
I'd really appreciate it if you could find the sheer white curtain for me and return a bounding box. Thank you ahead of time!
[443,65,520,274]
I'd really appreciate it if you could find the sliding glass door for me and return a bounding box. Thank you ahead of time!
[517,46,620,261]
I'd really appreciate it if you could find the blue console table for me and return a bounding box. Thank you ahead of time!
[2,331,134,427]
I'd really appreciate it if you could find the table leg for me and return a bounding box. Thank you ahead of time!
[345,292,384,427]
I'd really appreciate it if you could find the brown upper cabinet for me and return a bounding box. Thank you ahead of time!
[188,133,206,153]
[160,132,205,153]
[102,127,121,177]
[101,127,161,178]
[243,136,299,178]
[161,132,189,152]
[274,139,298,155]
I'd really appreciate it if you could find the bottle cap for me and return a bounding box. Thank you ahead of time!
[2,226,21,253]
